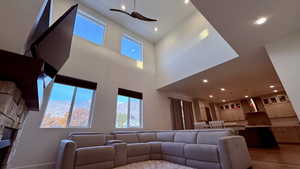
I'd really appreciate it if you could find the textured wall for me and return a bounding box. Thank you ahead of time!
[0,81,28,138]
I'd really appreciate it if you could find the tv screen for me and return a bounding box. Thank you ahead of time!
[31,4,78,77]
[24,0,51,56]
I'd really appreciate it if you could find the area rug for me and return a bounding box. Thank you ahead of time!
[114,160,193,169]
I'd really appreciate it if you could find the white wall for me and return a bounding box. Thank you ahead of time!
[266,31,300,121]
[0,0,45,54]
[8,0,172,168]
[155,12,239,88]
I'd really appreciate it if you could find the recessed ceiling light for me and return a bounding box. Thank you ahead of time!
[121,4,126,11]
[269,85,275,89]
[154,27,158,32]
[273,90,278,93]
[222,99,226,103]
[220,88,226,91]
[245,95,249,98]
[202,79,208,83]
[255,17,267,25]
[209,95,213,98]
[184,0,190,4]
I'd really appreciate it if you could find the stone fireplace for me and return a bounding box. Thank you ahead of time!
[0,81,28,168]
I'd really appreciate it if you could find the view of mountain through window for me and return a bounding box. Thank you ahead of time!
[115,95,142,128]
[40,83,95,128]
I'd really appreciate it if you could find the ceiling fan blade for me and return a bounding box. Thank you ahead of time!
[110,9,131,16]
[131,12,157,22]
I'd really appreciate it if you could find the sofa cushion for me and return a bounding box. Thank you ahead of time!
[75,146,115,166]
[174,132,197,144]
[184,144,219,162]
[157,132,175,142]
[105,134,114,142]
[70,134,105,148]
[163,155,186,165]
[115,134,139,143]
[138,133,157,142]
[127,143,150,157]
[161,142,185,157]
[148,141,162,153]
[186,160,221,169]
[197,131,232,145]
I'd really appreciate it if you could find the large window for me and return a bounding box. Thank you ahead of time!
[121,35,143,61]
[40,75,97,128]
[115,89,143,128]
[74,12,105,45]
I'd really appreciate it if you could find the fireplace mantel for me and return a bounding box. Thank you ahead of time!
[0,49,43,111]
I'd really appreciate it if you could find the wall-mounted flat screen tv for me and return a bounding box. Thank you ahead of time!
[31,4,78,78]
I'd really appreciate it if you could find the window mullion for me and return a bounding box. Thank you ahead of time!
[87,90,96,128]
[127,97,131,128]
[67,87,77,128]
[140,99,142,128]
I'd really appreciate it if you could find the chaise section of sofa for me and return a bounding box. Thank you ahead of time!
[55,129,252,169]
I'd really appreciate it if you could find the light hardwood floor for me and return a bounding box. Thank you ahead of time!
[250,144,300,169]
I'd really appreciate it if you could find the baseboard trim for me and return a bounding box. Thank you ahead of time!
[11,162,55,169]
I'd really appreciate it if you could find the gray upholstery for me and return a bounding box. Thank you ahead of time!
[69,134,105,148]
[75,161,114,169]
[163,155,186,165]
[127,143,150,157]
[161,142,185,157]
[115,134,139,143]
[148,141,161,153]
[75,146,115,165]
[112,143,127,167]
[174,132,197,144]
[127,155,150,163]
[157,132,175,142]
[197,131,232,145]
[55,140,76,169]
[56,130,251,169]
[105,134,115,142]
[138,133,157,142]
[184,144,219,162]
[218,136,251,169]
[186,160,221,169]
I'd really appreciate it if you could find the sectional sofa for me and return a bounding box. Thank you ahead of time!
[55,129,252,169]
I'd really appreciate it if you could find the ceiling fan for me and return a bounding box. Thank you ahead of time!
[110,0,158,22]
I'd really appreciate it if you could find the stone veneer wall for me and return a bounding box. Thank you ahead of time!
[0,81,28,139]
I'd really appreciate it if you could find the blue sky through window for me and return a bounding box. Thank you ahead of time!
[121,36,143,61]
[74,13,105,45]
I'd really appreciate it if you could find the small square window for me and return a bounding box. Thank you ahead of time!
[74,13,105,45]
[121,35,143,61]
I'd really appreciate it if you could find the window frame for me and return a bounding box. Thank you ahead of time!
[74,10,107,46]
[120,34,144,62]
[40,81,96,129]
[115,95,143,129]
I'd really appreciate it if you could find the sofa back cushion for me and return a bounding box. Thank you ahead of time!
[138,133,157,143]
[69,134,105,148]
[197,130,233,145]
[115,134,139,143]
[174,132,197,144]
[105,134,115,142]
[157,132,175,142]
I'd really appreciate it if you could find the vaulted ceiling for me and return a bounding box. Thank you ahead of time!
[77,0,197,43]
